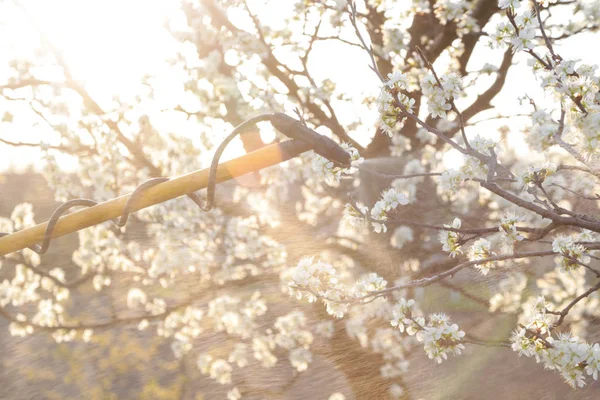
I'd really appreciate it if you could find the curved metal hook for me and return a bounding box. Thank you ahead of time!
[0,178,171,255]
[0,112,352,255]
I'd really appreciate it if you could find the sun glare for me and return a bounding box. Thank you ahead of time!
[23,0,181,103]
[1,0,215,171]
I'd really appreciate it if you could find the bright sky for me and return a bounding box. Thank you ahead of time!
[0,0,184,171]
[0,0,598,172]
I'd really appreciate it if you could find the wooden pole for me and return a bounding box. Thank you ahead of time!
[0,140,311,256]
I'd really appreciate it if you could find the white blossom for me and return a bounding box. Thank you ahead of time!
[439,218,463,257]
[468,238,495,275]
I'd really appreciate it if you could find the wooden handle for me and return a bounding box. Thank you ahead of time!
[0,140,311,256]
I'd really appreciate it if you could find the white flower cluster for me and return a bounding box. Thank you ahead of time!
[378,71,415,136]
[274,311,314,372]
[157,306,205,358]
[373,329,409,372]
[391,159,426,200]
[32,298,65,328]
[525,109,559,151]
[437,154,490,197]
[438,168,465,194]
[498,211,525,253]
[540,57,600,111]
[370,189,410,233]
[411,0,430,13]
[382,26,408,61]
[289,257,348,318]
[542,60,600,155]
[71,223,127,285]
[197,354,233,385]
[391,298,465,363]
[228,343,249,368]
[516,162,557,189]
[533,262,599,337]
[552,235,590,272]
[470,135,498,156]
[310,142,364,184]
[385,71,410,90]
[41,151,83,202]
[0,206,74,340]
[288,258,389,318]
[342,202,369,230]
[219,215,287,282]
[126,288,147,309]
[434,0,479,36]
[341,297,411,397]
[438,218,463,257]
[290,347,312,372]
[207,293,267,339]
[420,72,462,119]
[2,261,51,308]
[468,238,496,275]
[353,273,389,297]
[462,154,490,180]
[491,5,537,52]
[489,273,528,313]
[389,132,411,156]
[572,108,600,156]
[9,203,36,230]
[252,335,278,368]
[343,188,409,233]
[193,297,318,381]
[227,387,242,400]
[498,0,521,9]
[511,296,600,388]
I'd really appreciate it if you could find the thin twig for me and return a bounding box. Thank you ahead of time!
[551,280,600,327]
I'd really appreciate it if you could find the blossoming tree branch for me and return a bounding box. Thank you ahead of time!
[2,0,600,397]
